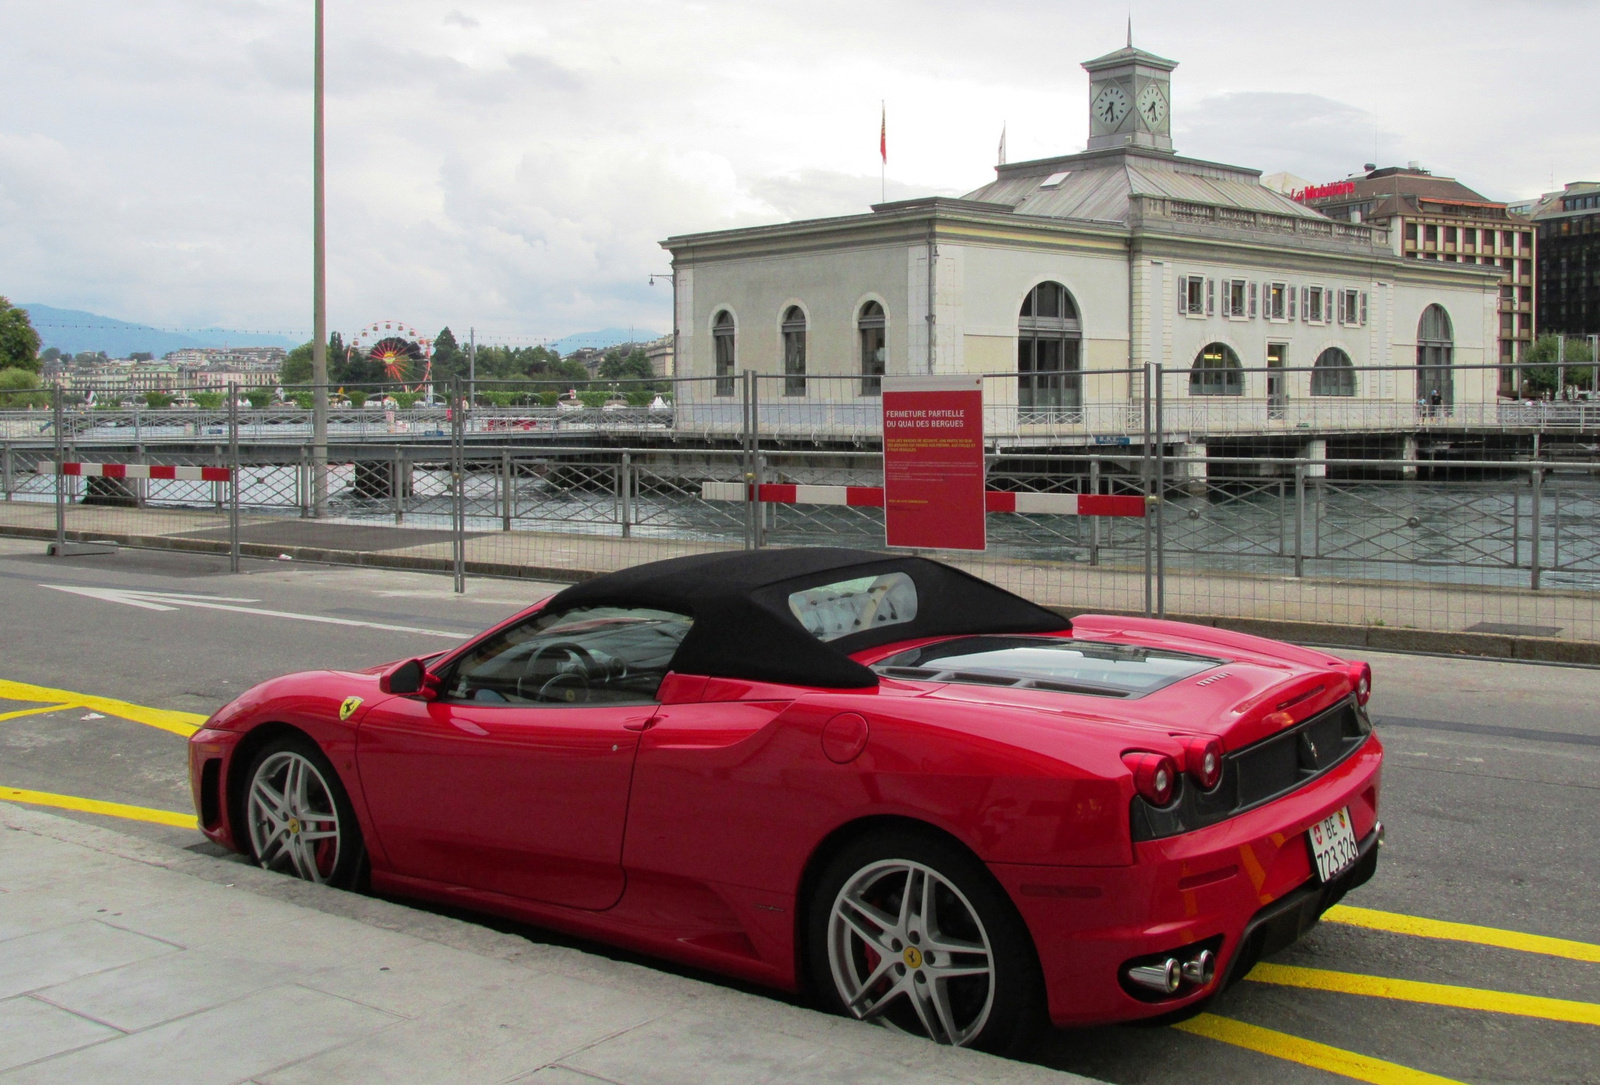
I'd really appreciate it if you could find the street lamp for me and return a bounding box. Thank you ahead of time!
[310,0,329,516]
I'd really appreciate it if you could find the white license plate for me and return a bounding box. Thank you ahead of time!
[1308,807,1359,883]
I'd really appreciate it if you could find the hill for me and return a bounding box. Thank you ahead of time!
[18,304,297,358]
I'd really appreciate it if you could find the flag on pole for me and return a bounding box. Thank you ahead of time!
[880,102,887,164]
[998,123,1007,166]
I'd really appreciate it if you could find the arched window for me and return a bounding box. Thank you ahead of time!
[781,305,807,396]
[712,310,736,397]
[1311,347,1356,396]
[1190,343,1243,396]
[1017,282,1082,420]
[1416,304,1453,412]
[858,301,886,396]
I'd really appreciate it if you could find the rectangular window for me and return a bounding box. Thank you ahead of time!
[1405,223,1418,242]
[1181,276,1205,315]
[1267,282,1287,320]
[1304,286,1324,323]
[1228,279,1247,318]
[1425,224,1438,245]
[1340,289,1361,325]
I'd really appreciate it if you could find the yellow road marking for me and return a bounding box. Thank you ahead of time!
[1326,904,1600,964]
[0,785,198,829]
[0,679,208,738]
[0,703,74,722]
[1174,1013,1469,1085]
[1249,962,1600,1026]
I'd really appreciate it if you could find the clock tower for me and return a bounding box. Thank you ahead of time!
[1082,39,1177,153]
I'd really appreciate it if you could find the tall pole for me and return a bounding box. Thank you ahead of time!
[468,327,476,406]
[310,0,329,517]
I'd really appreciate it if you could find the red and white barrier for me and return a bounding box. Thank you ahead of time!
[701,482,1145,517]
[39,462,233,482]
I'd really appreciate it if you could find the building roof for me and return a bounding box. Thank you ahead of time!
[1523,181,1600,222]
[962,146,1324,226]
[1306,166,1528,223]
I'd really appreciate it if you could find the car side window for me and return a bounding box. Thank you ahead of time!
[443,606,692,707]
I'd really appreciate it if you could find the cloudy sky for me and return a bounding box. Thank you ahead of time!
[1,0,1595,346]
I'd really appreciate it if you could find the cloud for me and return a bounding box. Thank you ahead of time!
[0,0,1595,342]
[1177,92,1396,186]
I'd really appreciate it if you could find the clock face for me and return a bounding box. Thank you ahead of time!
[1136,83,1168,129]
[1092,84,1130,129]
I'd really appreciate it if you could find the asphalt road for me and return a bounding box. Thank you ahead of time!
[0,535,1595,1084]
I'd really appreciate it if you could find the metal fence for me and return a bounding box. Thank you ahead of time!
[3,375,1598,646]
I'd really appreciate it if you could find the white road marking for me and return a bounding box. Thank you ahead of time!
[41,585,469,639]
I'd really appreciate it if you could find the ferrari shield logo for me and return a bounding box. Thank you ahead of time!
[339,696,363,721]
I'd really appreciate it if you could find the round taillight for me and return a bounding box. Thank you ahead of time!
[1183,736,1224,790]
[1347,661,1373,706]
[1123,751,1179,806]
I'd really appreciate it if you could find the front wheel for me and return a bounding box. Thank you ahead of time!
[807,830,1045,1054]
[243,736,366,889]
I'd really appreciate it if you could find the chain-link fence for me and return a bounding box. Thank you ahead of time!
[3,371,1597,648]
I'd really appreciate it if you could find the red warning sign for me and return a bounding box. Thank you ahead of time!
[882,375,986,550]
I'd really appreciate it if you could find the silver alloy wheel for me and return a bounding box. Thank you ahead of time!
[246,750,342,884]
[826,858,996,1046]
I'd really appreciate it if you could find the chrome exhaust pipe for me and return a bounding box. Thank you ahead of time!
[1376,820,1385,847]
[1126,958,1181,994]
[1181,948,1216,986]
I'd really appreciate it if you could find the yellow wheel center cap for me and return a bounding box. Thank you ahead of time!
[287,817,302,834]
[902,946,923,969]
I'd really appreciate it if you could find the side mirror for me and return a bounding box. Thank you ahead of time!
[379,658,439,699]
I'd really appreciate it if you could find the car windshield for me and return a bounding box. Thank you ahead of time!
[873,636,1223,698]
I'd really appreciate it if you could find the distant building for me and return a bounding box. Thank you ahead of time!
[1303,165,1534,392]
[1524,181,1600,336]
[644,334,674,378]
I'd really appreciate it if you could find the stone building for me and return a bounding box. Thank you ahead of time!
[1305,166,1535,388]
[662,41,1503,449]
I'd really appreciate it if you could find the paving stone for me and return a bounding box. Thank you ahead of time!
[0,984,396,1085]
[0,996,119,1073]
[33,949,301,1032]
[0,921,179,1000]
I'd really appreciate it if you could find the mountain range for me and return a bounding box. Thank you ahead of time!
[19,304,298,358]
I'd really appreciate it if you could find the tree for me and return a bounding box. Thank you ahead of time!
[129,352,154,362]
[598,347,656,385]
[40,347,61,364]
[0,367,48,407]
[0,298,41,373]
[432,327,462,383]
[281,331,347,386]
[1522,334,1595,394]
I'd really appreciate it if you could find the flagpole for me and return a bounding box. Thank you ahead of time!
[880,100,885,203]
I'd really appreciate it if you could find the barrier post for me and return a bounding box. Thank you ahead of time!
[1155,362,1166,619]
[451,380,465,594]
[1530,463,1542,591]
[1088,456,1100,566]
[228,383,240,573]
[501,447,512,532]
[619,451,632,539]
[741,370,755,550]
[53,386,65,553]
[2,439,11,501]
[1293,463,1306,579]
[1141,363,1152,618]
[298,444,310,518]
[393,445,404,525]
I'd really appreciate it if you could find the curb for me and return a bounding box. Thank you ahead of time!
[4,523,1596,667]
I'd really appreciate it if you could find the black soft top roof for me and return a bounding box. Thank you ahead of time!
[546,547,1069,688]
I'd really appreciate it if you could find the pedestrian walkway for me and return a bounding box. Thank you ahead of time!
[1,499,1596,660]
[0,801,1092,1085]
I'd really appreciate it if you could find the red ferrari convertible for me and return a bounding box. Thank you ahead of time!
[189,548,1382,1052]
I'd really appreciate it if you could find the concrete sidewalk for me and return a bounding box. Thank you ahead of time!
[0,801,1094,1085]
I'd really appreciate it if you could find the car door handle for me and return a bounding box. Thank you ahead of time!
[622,715,657,732]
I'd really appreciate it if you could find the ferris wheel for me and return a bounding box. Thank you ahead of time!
[352,320,433,390]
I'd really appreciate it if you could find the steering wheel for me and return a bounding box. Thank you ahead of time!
[519,641,598,702]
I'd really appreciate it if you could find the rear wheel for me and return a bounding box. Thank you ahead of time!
[243,736,366,889]
[807,830,1044,1054]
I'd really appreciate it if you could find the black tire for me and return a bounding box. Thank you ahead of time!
[806,828,1045,1055]
[242,734,368,890]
